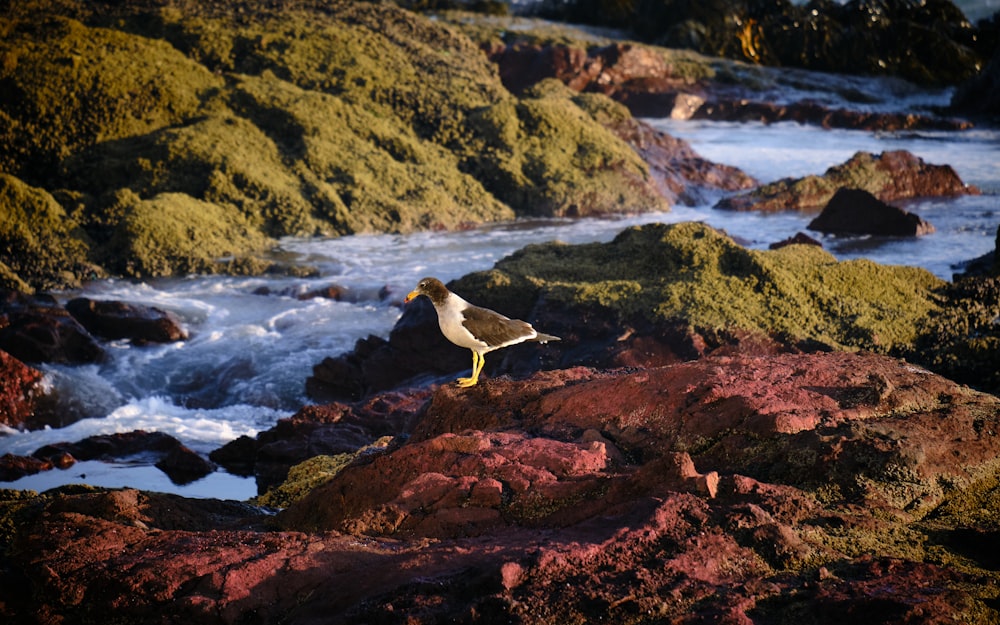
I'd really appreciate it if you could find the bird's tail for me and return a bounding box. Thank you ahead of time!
[533,332,561,344]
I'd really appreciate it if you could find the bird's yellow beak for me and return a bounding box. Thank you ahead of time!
[403,289,420,304]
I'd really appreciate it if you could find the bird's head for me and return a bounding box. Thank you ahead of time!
[404,277,448,305]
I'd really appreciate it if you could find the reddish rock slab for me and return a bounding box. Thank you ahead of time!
[5,349,1000,623]
[808,187,935,236]
[65,297,188,344]
[0,349,44,428]
[716,150,979,212]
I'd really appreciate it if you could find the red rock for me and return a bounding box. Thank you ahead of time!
[0,453,52,481]
[717,150,978,212]
[0,349,44,428]
[65,297,188,344]
[4,352,1000,624]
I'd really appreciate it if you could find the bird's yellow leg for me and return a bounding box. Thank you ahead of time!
[457,351,484,387]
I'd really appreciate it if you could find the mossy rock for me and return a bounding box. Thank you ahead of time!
[253,437,393,509]
[0,14,221,180]
[252,454,359,510]
[101,190,271,278]
[0,173,99,291]
[452,221,944,352]
[912,277,1000,396]
[1,0,675,289]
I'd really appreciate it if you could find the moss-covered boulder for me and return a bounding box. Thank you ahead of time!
[0,0,679,289]
[0,14,221,181]
[100,190,271,278]
[0,174,98,291]
[309,221,946,401]
[454,221,943,352]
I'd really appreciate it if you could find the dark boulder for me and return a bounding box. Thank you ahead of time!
[807,187,935,236]
[951,46,1000,119]
[65,297,188,344]
[0,291,104,364]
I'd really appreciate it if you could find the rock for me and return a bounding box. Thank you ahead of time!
[691,97,973,131]
[31,430,214,484]
[154,445,216,485]
[0,350,44,429]
[0,453,54,481]
[65,297,188,344]
[308,222,946,401]
[0,290,104,364]
[589,96,758,204]
[486,40,971,132]
[911,275,1000,397]
[717,149,978,212]
[4,350,1000,624]
[807,187,935,236]
[769,231,823,249]
[212,390,432,491]
[951,46,1000,118]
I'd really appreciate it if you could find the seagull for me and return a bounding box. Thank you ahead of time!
[403,277,560,387]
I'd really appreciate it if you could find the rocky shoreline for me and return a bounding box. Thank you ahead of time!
[2,0,1000,623]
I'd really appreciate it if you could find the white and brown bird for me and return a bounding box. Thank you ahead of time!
[403,277,560,387]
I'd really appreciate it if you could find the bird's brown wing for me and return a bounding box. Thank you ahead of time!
[461,306,535,349]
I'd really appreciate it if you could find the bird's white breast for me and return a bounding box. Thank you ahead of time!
[436,294,489,351]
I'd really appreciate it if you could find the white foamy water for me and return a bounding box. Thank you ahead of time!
[2,109,997,498]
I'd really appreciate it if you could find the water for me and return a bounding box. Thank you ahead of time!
[2,103,998,499]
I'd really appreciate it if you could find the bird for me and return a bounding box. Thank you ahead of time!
[403,277,560,388]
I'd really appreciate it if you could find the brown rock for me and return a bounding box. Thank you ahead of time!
[717,150,978,212]
[807,187,935,236]
[0,453,53,481]
[0,290,104,364]
[65,297,188,344]
[0,349,44,428]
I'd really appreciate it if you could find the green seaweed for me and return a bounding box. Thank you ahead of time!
[0,1,674,289]
[0,173,98,291]
[452,221,944,352]
[101,190,270,278]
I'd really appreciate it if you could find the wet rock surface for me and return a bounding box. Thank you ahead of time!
[487,40,976,131]
[3,352,1000,624]
[1,430,215,485]
[65,297,188,344]
[0,351,44,429]
[0,291,104,365]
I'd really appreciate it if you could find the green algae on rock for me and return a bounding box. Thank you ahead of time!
[0,14,221,181]
[0,174,98,291]
[1,0,675,289]
[452,221,944,353]
[101,190,271,278]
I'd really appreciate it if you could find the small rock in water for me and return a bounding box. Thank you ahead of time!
[807,187,934,236]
